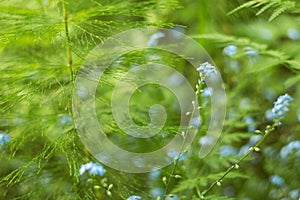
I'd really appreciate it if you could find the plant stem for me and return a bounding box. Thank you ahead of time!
[163,81,204,197]
[200,123,277,198]
[163,104,196,196]
[62,1,74,83]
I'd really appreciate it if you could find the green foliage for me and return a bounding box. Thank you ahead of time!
[228,0,297,21]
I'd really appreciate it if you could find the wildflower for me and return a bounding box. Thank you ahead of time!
[147,31,165,46]
[197,62,217,77]
[127,195,141,200]
[219,145,237,156]
[287,28,299,40]
[270,175,285,187]
[199,135,213,146]
[148,170,161,181]
[150,187,163,198]
[243,46,258,57]
[79,162,106,176]
[223,45,237,57]
[244,116,256,133]
[57,114,72,125]
[201,87,213,97]
[280,140,300,159]
[168,150,186,161]
[0,133,11,149]
[271,94,293,120]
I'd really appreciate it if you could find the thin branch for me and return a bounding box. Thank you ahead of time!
[62,1,74,84]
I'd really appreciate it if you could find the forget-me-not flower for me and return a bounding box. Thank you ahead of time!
[0,133,11,149]
[127,195,142,200]
[287,28,299,40]
[271,94,293,120]
[223,45,237,57]
[197,62,217,78]
[79,162,106,176]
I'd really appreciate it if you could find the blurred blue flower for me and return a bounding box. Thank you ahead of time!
[58,114,72,125]
[239,98,251,109]
[287,28,299,40]
[280,140,300,159]
[150,187,163,198]
[271,94,293,120]
[244,116,256,133]
[166,194,180,200]
[298,113,300,122]
[127,195,141,200]
[270,175,285,187]
[289,189,300,199]
[243,46,259,57]
[168,150,186,161]
[147,32,165,46]
[79,162,106,176]
[0,133,11,149]
[201,87,213,97]
[197,62,217,77]
[248,135,262,145]
[191,116,202,128]
[199,135,213,146]
[148,170,161,181]
[223,45,237,57]
[265,109,274,121]
[220,145,237,156]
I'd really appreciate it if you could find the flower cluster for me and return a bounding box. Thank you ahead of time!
[79,162,106,176]
[127,195,141,200]
[271,94,293,120]
[197,62,217,78]
[0,133,11,149]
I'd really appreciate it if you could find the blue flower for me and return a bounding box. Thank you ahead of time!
[57,114,72,125]
[287,28,299,40]
[220,145,237,156]
[147,32,165,46]
[223,45,237,57]
[168,150,186,161]
[197,62,217,77]
[150,187,163,198]
[280,140,300,159]
[0,133,11,149]
[270,175,285,187]
[127,195,141,200]
[79,162,106,176]
[243,46,258,57]
[201,87,213,97]
[271,94,293,120]
[244,116,256,133]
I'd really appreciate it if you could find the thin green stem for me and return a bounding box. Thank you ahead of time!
[200,124,277,198]
[62,1,74,84]
[163,81,204,197]
[163,104,197,197]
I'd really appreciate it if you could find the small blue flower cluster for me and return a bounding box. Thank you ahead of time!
[271,94,293,120]
[197,62,217,78]
[223,45,237,57]
[79,162,106,176]
[127,195,141,200]
[0,133,11,149]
